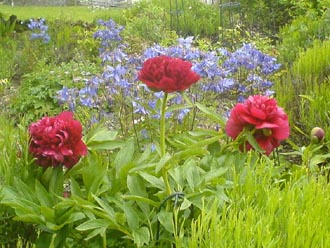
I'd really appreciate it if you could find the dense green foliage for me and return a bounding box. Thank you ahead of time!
[1,1,330,247]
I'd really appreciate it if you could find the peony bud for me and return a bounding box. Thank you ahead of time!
[310,127,325,144]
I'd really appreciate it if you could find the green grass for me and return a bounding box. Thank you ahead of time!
[0,5,126,22]
[187,163,330,247]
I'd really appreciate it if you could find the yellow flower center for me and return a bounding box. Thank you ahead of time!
[262,129,272,136]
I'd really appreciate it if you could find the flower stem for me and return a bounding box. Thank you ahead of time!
[160,92,171,195]
[160,92,168,157]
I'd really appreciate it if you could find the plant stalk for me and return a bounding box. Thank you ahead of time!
[160,92,171,195]
[160,92,168,157]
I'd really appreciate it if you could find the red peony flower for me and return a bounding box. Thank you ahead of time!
[138,55,201,93]
[225,95,290,155]
[28,111,87,168]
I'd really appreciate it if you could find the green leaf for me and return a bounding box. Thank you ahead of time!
[70,177,83,197]
[310,154,330,167]
[1,186,41,216]
[155,153,172,173]
[184,160,202,190]
[158,211,174,233]
[54,201,85,228]
[86,125,122,151]
[188,129,221,137]
[81,159,107,198]
[136,144,155,164]
[245,132,264,153]
[48,166,64,197]
[54,226,68,248]
[127,174,151,213]
[85,124,117,143]
[13,178,37,202]
[93,195,116,220]
[40,205,55,223]
[207,140,222,156]
[114,138,135,178]
[204,167,228,183]
[35,179,53,207]
[121,195,159,208]
[123,204,139,231]
[166,103,192,113]
[76,219,110,231]
[84,227,106,241]
[35,231,53,248]
[195,102,225,127]
[180,198,192,210]
[138,172,165,190]
[171,147,208,167]
[87,140,124,151]
[14,213,45,224]
[133,226,150,247]
[87,128,118,143]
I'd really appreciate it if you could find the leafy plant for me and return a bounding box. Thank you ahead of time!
[0,14,17,37]
[277,9,330,64]
[187,159,330,247]
[275,40,330,143]
[9,60,100,122]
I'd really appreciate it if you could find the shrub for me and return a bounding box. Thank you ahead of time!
[275,40,330,143]
[9,60,101,122]
[277,9,330,64]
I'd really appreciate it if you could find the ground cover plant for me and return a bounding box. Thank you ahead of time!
[1,1,330,247]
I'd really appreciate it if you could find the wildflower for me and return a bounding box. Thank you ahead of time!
[28,112,87,168]
[177,36,194,49]
[138,55,201,93]
[93,19,124,53]
[28,18,50,44]
[225,95,290,155]
[177,108,190,123]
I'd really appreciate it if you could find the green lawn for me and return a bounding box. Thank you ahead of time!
[0,5,126,22]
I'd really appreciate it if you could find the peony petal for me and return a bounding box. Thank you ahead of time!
[28,111,87,168]
[58,111,74,120]
[250,105,266,120]
[138,55,200,93]
[256,136,277,155]
[255,122,279,129]
[225,94,290,156]
[272,126,290,140]
[61,147,73,156]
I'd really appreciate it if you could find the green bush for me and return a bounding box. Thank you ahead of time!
[0,37,17,80]
[49,20,99,64]
[188,162,330,247]
[9,60,100,122]
[275,40,330,143]
[277,9,330,64]
[122,3,173,51]
[0,115,38,247]
[124,0,220,40]
[0,14,17,37]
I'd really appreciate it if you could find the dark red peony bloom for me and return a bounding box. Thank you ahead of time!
[28,111,87,168]
[225,95,290,155]
[138,55,201,93]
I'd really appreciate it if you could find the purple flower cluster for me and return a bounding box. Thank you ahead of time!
[139,38,280,101]
[56,19,281,128]
[221,43,281,99]
[27,18,50,44]
[223,43,281,75]
[93,19,124,54]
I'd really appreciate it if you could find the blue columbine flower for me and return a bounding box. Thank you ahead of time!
[28,18,50,44]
